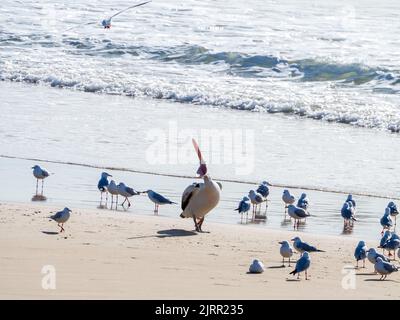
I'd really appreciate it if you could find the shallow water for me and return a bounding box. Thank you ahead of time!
[0,82,398,241]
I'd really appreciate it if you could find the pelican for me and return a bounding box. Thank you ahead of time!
[144,190,176,215]
[282,189,295,218]
[180,139,221,233]
[65,1,151,31]
[97,172,112,207]
[32,165,50,196]
[107,180,120,210]
[117,182,140,208]
[50,207,71,233]
[235,196,251,221]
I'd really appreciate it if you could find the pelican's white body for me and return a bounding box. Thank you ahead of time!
[181,176,220,219]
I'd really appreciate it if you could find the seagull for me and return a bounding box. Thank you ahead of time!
[374,257,398,280]
[387,201,398,225]
[235,196,251,221]
[180,139,221,233]
[341,201,357,227]
[289,251,311,280]
[50,207,71,233]
[65,1,151,31]
[107,180,120,210]
[143,189,176,215]
[291,236,324,255]
[367,248,390,265]
[380,230,392,255]
[279,240,294,267]
[282,189,295,218]
[32,165,50,196]
[97,172,112,207]
[287,205,310,229]
[354,241,368,268]
[380,207,393,234]
[297,193,309,211]
[379,237,400,259]
[256,181,271,213]
[249,259,265,274]
[346,194,356,208]
[117,182,140,208]
[248,190,263,219]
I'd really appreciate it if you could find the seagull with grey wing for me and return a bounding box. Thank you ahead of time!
[256,181,271,213]
[143,189,176,215]
[32,165,50,196]
[289,251,311,280]
[117,182,140,208]
[279,240,294,267]
[248,190,263,219]
[287,204,310,229]
[387,201,398,226]
[380,207,393,235]
[50,207,71,233]
[291,236,324,255]
[282,189,295,219]
[107,180,120,210]
[97,172,112,207]
[235,196,251,221]
[354,241,367,268]
[374,257,398,280]
[65,1,151,31]
[341,201,357,228]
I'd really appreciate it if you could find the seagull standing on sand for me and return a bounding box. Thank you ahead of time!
[107,180,120,210]
[50,207,71,233]
[144,189,176,215]
[379,236,400,259]
[282,189,295,219]
[289,251,311,280]
[180,139,221,233]
[341,201,357,227]
[32,165,50,196]
[97,172,112,207]
[279,240,294,267]
[235,196,251,221]
[248,190,263,219]
[380,208,393,234]
[256,181,271,213]
[387,201,398,226]
[374,257,398,280]
[288,205,310,229]
[291,236,324,255]
[367,248,390,265]
[117,182,140,208]
[354,241,368,268]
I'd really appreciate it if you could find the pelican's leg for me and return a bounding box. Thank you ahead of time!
[193,216,200,232]
[198,217,205,232]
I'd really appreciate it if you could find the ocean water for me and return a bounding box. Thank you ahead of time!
[0,1,399,240]
[0,0,399,130]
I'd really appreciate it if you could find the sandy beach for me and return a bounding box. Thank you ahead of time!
[0,202,398,300]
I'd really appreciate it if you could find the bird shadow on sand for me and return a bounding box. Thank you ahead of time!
[42,231,59,235]
[356,272,378,276]
[268,265,287,269]
[364,278,400,283]
[31,195,47,202]
[127,229,197,240]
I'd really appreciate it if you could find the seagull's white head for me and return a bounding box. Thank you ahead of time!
[383,230,391,237]
[347,194,353,201]
[384,207,391,215]
[32,165,40,170]
[101,172,112,178]
[242,196,250,201]
[279,240,289,247]
[283,189,290,195]
[291,236,301,242]
[300,193,307,199]
[358,240,366,247]
[262,181,271,186]
[388,201,395,207]
[302,252,310,259]
[64,207,72,213]
[367,248,376,254]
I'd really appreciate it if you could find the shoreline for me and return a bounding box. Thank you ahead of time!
[0,202,399,299]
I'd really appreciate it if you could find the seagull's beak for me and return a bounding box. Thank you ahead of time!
[278,242,283,244]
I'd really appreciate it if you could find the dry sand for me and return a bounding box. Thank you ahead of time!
[0,202,398,299]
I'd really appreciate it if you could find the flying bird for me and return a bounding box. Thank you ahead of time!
[32,165,50,196]
[50,207,71,233]
[144,189,176,215]
[65,1,151,32]
[180,139,221,233]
